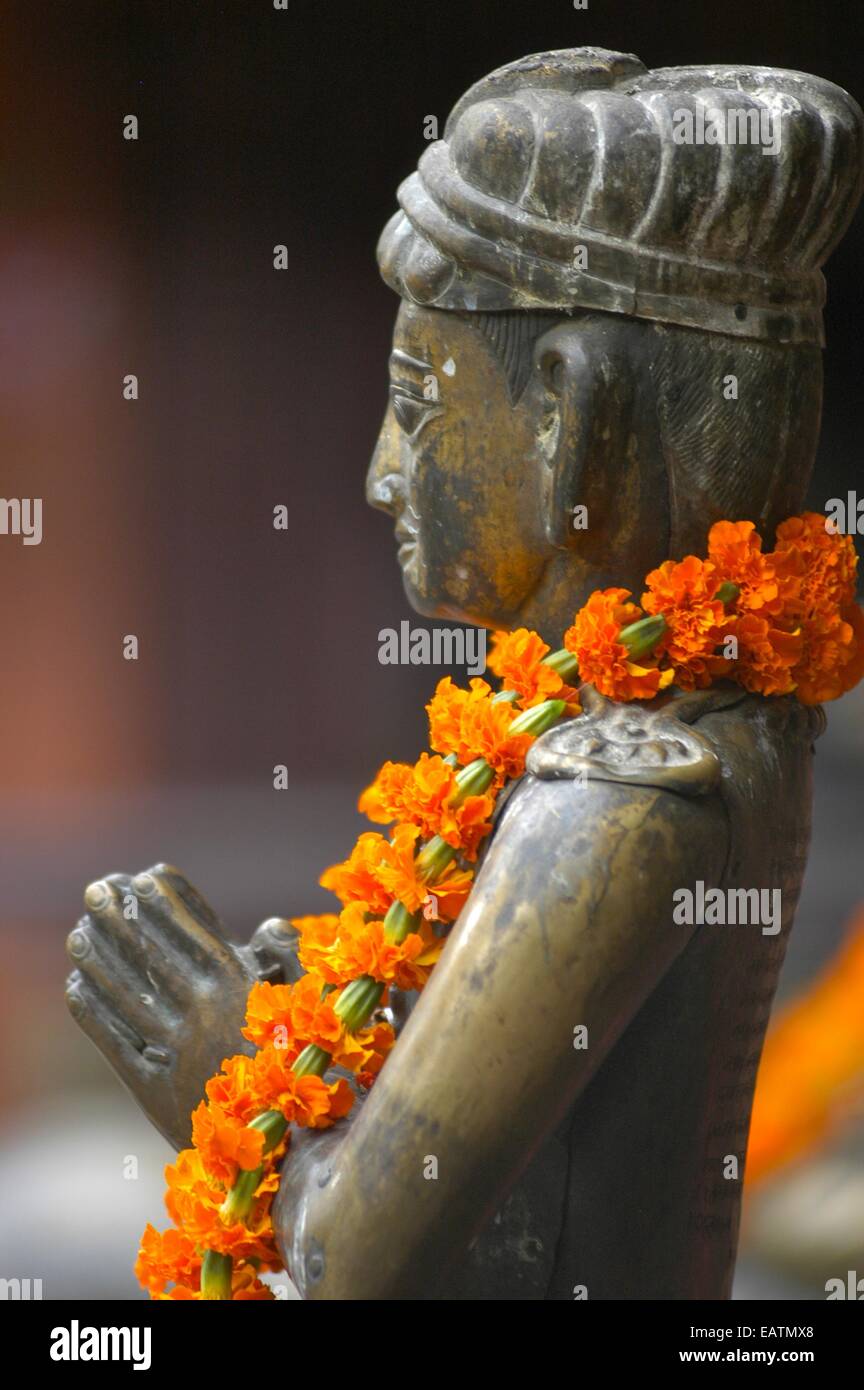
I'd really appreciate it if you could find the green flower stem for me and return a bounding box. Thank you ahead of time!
[200,1249,233,1300]
[416,834,457,882]
[454,757,495,799]
[292,1043,331,1077]
[334,974,385,1029]
[219,1110,289,1226]
[618,614,666,660]
[715,581,741,606]
[383,898,420,944]
[493,646,579,703]
[253,1109,290,1150]
[542,647,580,681]
[219,1168,261,1225]
[508,697,567,735]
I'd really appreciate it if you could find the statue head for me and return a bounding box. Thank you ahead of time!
[367,48,864,641]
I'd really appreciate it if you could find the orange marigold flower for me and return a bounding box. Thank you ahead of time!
[164,1148,281,1267]
[190,1101,266,1186]
[154,1265,275,1301]
[250,1050,355,1129]
[135,1224,202,1298]
[426,675,481,759]
[791,602,864,705]
[358,755,454,825]
[230,1266,276,1300]
[288,973,344,1050]
[319,833,398,916]
[707,520,784,616]
[769,514,863,704]
[293,913,345,983]
[426,677,536,782]
[731,613,801,697]
[370,822,472,917]
[358,753,495,860]
[642,556,733,690]
[295,900,445,989]
[242,976,342,1056]
[242,979,297,1050]
[291,914,340,983]
[563,588,674,701]
[330,1016,396,1074]
[204,1053,267,1126]
[441,790,497,862]
[352,1021,396,1087]
[421,871,474,923]
[706,514,863,703]
[320,823,473,921]
[774,511,858,611]
[487,628,581,713]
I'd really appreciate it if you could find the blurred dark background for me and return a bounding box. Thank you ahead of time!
[0,0,862,1298]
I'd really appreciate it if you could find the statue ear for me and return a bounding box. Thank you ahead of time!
[529,320,636,551]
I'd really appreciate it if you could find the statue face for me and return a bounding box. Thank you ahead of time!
[366,300,676,643]
[366,301,549,628]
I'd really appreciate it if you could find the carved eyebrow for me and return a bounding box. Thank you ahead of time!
[390,378,431,402]
[390,349,434,374]
[388,349,444,438]
[389,348,442,403]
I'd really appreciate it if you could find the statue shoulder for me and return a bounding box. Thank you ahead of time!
[483,687,731,910]
[524,683,817,798]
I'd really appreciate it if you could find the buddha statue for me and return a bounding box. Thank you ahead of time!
[65,48,864,1300]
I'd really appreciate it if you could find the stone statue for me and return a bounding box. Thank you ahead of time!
[65,48,864,1299]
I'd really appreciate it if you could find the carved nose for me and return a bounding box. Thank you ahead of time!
[366,411,407,516]
[368,471,407,515]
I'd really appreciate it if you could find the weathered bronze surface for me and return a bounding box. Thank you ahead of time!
[66,48,862,1299]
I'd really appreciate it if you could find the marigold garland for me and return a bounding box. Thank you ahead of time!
[135,513,863,1299]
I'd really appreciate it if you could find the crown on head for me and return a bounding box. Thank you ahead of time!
[378,47,864,345]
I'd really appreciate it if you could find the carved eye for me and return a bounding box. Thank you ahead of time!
[390,387,441,440]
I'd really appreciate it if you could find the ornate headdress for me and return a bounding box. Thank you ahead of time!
[378,47,864,345]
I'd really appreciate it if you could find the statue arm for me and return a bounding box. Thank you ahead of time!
[275,771,729,1299]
